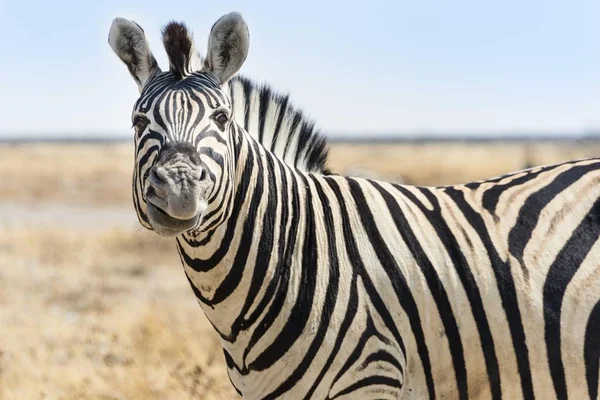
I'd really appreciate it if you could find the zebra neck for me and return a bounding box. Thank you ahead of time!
[176,128,310,340]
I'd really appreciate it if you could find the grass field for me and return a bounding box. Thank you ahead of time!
[1,140,599,399]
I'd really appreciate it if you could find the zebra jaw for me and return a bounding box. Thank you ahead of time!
[145,202,202,237]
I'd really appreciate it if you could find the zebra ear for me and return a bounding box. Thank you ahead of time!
[203,12,249,84]
[108,18,161,92]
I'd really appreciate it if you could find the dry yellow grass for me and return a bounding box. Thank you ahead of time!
[0,144,132,205]
[329,141,600,185]
[1,140,599,399]
[0,228,236,399]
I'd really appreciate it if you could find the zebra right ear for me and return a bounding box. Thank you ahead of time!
[108,18,161,92]
[203,12,249,84]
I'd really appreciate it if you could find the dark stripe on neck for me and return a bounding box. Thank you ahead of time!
[177,138,256,274]
[207,140,267,307]
[233,155,288,332]
[241,164,300,371]
[261,176,342,398]
[247,173,318,372]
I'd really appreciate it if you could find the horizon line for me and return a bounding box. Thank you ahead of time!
[2,132,600,145]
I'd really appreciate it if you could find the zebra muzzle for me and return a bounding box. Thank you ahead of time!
[144,142,209,234]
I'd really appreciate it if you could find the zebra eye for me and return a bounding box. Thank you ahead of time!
[212,110,229,129]
[132,115,149,135]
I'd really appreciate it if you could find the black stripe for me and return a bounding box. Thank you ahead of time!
[330,312,399,396]
[261,177,341,399]
[258,85,271,144]
[361,350,404,375]
[331,375,402,399]
[242,168,300,370]
[131,168,149,225]
[305,276,359,398]
[543,197,600,400]
[585,300,600,400]
[184,89,207,142]
[223,350,243,396]
[326,177,410,385]
[230,148,278,335]
[235,158,288,329]
[208,141,266,306]
[283,112,302,158]
[136,128,164,151]
[405,186,502,400]
[509,162,600,267]
[345,178,435,399]
[482,164,557,216]
[369,182,468,400]
[247,174,318,372]
[445,186,534,399]
[242,77,253,130]
[177,139,256,274]
[270,94,288,153]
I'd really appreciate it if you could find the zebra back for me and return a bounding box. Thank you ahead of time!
[227,75,330,174]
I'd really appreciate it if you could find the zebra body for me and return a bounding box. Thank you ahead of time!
[180,136,600,400]
[109,13,600,399]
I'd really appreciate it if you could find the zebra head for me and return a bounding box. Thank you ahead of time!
[109,13,249,236]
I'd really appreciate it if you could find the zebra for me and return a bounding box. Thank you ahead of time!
[108,12,600,400]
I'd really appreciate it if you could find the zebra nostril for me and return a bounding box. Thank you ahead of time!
[145,186,156,199]
[199,168,207,181]
[149,168,165,186]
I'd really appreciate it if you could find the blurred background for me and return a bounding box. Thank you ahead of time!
[1,0,600,398]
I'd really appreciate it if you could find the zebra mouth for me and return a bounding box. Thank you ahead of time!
[146,202,200,236]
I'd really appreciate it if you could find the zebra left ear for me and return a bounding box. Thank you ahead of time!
[108,18,160,92]
[203,12,249,84]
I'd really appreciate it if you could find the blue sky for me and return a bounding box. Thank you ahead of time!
[0,0,599,137]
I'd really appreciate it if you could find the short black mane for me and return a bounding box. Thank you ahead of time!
[229,76,330,174]
[162,22,195,80]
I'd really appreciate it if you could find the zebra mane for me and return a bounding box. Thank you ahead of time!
[227,75,330,174]
[161,22,200,79]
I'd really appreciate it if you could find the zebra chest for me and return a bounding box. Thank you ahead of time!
[218,300,408,399]
[221,328,321,397]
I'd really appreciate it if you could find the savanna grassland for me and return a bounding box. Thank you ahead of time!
[1,140,600,399]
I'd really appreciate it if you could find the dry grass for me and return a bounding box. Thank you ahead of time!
[0,144,132,205]
[0,227,236,399]
[1,140,599,399]
[329,141,600,185]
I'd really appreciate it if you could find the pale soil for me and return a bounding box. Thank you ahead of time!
[1,141,599,399]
